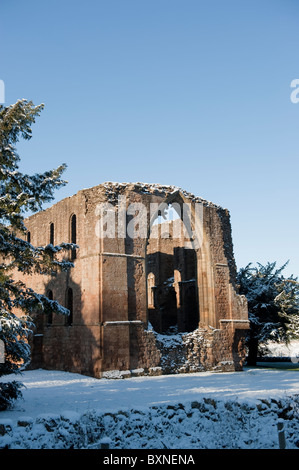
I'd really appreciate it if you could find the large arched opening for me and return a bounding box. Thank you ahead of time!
[145,198,200,334]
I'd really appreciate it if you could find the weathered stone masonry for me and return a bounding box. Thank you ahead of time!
[14,182,249,378]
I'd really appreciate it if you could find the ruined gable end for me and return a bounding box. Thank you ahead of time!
[13,182,249,377]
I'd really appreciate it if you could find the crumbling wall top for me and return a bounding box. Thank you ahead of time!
[79,181,224,209]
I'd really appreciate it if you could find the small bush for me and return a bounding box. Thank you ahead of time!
[0,381,23,411]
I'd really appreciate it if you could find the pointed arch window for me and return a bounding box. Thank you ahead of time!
[65,287,73,326]
[26,231,31,244]
[50,223,54,245]
[174,270,181,308]
[70,214,77,260]
[147,273,156,308]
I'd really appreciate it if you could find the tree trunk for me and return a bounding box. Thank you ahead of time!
[247,337,259,366]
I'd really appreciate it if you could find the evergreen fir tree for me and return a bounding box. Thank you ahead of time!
[237,261,299,366]
[0,99,75,410]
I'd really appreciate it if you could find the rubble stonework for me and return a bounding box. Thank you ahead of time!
[13,182,249,377]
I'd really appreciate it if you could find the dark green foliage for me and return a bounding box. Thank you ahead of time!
[0,381,23,411]
[237,261,299,365]
[0,100,75,408]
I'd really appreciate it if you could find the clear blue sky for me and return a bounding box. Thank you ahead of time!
[1,0,299,277]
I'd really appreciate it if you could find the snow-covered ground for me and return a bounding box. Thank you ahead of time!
[0,366,299,421]
[0,365,299,449]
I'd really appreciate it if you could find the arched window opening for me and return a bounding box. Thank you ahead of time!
[47,290,53,325]
[50,223,54,245]
[65,287,73,326]
[147,273,156,308]
[173,269,181,308]
[70,214,77,260]
[146,201,199,334]
[26,231,31,244]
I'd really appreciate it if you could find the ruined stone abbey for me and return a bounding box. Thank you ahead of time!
[17,182,249,378]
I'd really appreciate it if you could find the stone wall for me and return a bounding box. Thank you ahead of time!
[151,325,246,375]
[2,395,299,449]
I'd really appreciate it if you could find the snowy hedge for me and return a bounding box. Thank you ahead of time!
[1,396,299,449]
